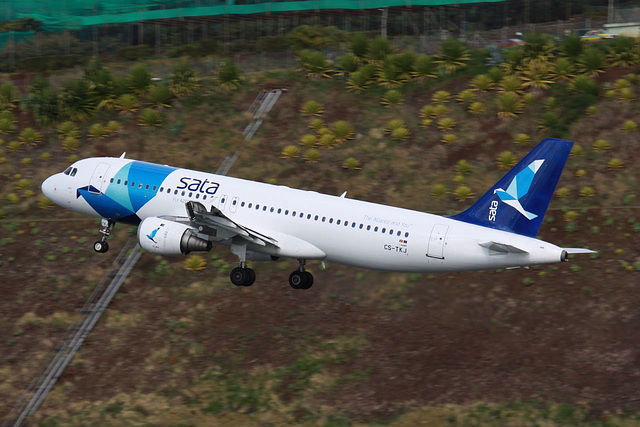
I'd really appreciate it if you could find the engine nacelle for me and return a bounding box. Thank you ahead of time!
[138,217,212,255]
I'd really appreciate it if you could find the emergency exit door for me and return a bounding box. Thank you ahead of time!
[427,224,448,259]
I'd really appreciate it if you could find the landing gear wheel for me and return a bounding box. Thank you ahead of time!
[289,271,312,289]
[245,268,256,287]
[230,267,249,286]
[289,271,304,289]
[93,241,109,253]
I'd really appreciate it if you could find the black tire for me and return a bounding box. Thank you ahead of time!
[94,241,108,253]
[289,271,305,289]
[301,271,314,289]
[245,268,256,287]
[230,267,248,286]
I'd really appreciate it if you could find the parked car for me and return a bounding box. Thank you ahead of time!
[497,38,525,47]
[580,30,616,42]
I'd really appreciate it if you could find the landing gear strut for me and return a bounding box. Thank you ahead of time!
[229,242,255,286]
[93,219,114,253]
[289,260,313,290]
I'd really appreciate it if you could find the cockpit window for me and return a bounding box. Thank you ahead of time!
[70,168,77,177]
[63,167,72,175]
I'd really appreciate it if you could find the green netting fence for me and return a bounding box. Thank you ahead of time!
[1,0,504,31]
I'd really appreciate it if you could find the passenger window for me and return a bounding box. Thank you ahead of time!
[241,202,245,207]
[270,207,274,213]
[118,179,122,184]
[367,225,371,231]
[337,220,341,225]
[278,208,282,214]
[352,223,356,228]
[138,183,143,189]
[189,192,193,197]
[329,218,333,224]
[344,222,348,226]
[232,200,237,205]
[256,205,260,210]
[263,206,267,211]
[146,184,150,190]
[248,203,252,208]
[292,211,296,216]
[131,182,135,187]
[285,210,289,215]
[203,195,207,200]
[382,228,386,233]
[405,232,409,238]
[181,191,185,196]
[299,213,303,218]
[314,215,318,221]
[124,180,128,185]
[174,190,178,195]
[110,178,114,183]
[397,231,401,236]
[307,214,311,219]
[375,227,379,232]
[321,217,325,222]
[195,193,200,199]
[389,229,393,235]
[359,224,363,229]
[221,198,226,203]
[153,185,156,191]
[159,186,163,192]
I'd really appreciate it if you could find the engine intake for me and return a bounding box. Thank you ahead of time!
[138,216,212,255]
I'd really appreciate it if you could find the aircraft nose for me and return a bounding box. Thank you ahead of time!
[41,175,57,200]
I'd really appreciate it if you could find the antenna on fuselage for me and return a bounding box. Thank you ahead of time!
[119,152,126,159]
[339,191,347,198]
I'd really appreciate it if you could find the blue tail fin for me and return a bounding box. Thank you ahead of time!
[450,138,573,237]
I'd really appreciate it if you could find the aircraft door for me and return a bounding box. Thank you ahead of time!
[427,224,449,259]
[230,196,239,213]
[89,162,110,194]
[219,194,228,211]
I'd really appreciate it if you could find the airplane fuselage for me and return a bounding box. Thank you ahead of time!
[42,157,565,273]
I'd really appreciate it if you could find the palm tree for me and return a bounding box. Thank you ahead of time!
[436,38,470,75]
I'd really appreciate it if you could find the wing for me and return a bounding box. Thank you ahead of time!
[185,201,279,248]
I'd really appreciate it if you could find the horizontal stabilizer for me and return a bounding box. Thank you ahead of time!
[479,241,528,254]
[563,248,597,254]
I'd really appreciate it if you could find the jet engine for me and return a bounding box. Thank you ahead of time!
[138,217,212,255]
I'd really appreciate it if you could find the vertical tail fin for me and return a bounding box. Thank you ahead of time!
[450,138,573,237]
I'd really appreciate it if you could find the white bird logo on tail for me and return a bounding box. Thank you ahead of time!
[493,159,544,220]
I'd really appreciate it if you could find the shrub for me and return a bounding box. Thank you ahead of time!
[0,118,15,134]
[331,121,354,143]
[579,186,596,197]
[608,36,638,67]
[18,128,41,145]
[128,64,151,94]
[376,60,402,88]
[553,57,575,81]
[39,152,51,160]
[7,140,21,151]
[61,79,94,122]
[62,136,79,151]
[592,139,610,151]
[432,104,449,117]
[453,185,474,201]
[105,120,122,135]
[538,111,559,131]
[299,134,317,147]
[297,50,332,79]
[115,94,139,114]
[281,145,299,158]
[487,67,503,83]
[148,84,173,108]
[570,75,599,97]
[560,34,583,57]
[436,38,470,74]
[577,47,606,76]
[468,101,485,114]
[139,108,163,127]
[342,157,361,170]
[318,133,337,148]
[216,59,243,89]
[570,144,584,157]
[346,71,370,92]
[412,54,438,79]
[88,123,106,140]
[555,187,570,198]
[368,36,392,62]
[303,148,321,163]
[614,78,631,90]
[457,89,476,104]
[336,53,359,75]
[184,255,206,271]
[564,210,578,222]
[419,105,434,119]
[170,60,200,98]
[301,100,324,116]
[496,151,517,169]
[515,133,531,145]
[431,184,448,197]
[432,90,451,104]
[391,51,416,79]
[420,119,433,127]
[441,133,457,144]
[57,121,79,140]
[618,87,635,101]
[381,90,403,106]
[575,169,586,177]
[605,89,617,99]
[470,74,494,91]
[350,33,369,58]
[38,196,54,209]
[6,193,20,203]
[309,118,324,130]
[622,120,637,132]
[544,97,557,110]
[586,105,597,115]
[521,59,554,90]
[437,117,456,131]
[498,75,523,93]
[495,92,523,118]
[384,119,405,134]
[455,159,473,175]
[607,158,624,169]
[391,127,410,141]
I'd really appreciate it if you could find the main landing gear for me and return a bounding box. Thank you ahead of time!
[93,219,114,253]
[288,260,313,290]
[230,263,256,287]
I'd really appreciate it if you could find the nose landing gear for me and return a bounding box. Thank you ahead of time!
[93,219,114,253]
[289,260,313,290]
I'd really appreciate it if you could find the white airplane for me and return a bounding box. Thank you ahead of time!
[41,138,595,289]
